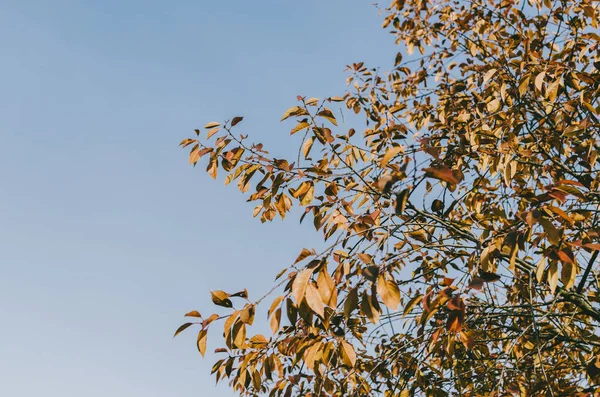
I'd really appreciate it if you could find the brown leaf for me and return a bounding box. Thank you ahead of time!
[479,272,501,282]
[468,277,484,291]
[174,322,193,338]
[231,116,243,127]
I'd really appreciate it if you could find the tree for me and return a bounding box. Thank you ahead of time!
[176,0,600,395]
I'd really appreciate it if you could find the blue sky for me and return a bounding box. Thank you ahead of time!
[0,1,395,396]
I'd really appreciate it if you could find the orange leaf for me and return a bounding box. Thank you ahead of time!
[423,165,463,185]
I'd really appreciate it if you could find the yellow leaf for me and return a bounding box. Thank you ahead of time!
[270,307,281,334]
[240,304,255,325]
[249,334,268,348]
[185,310,202,318]
[290,121,310,135]
[317,108,338,126]
[211,290,232,308]
[204,121,220,129]
[546,79,560,101]
[300,184,314,206]
[268,296,284,318]
[202,313,218,328]
[503,159,513,186]
[457,112,471,122]
[305,283,324,317]
[294,248,314,264]
[487,98,501,113]
[518,76,530,96]
[206,127,220,139]
[539,218,560,245]
[561,261,577,290]
[377,275,400,310]
[459,331,475,350]
[317,270,336,307]
[303,341,322,370]
[232,321,246,348]
[189,147,200,164]
[535,71,546,92]
[536,257,547,283]
[197,329,207,357]
[381,146,404,168]
[340,340,357,367]
[281,106,309,121]
[302,137,315,158]
[292,268,313,304]
[483,68,497,84]
[403,294,422,317]
[548,262,559,294]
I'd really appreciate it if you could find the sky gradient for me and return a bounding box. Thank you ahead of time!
[0,2,395,396]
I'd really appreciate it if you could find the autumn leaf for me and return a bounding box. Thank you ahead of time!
[174,322,193,338]
[204,121,220,129]
[185,310,202,318]
[423,165,463,185]
[292,268,313,304]
[211,290,233,308]
[177,2,600,394]
[231,116,243,127]
[380,146,403,168]
[305,283,324,317]
[197,329,208,357]
[377,275,400,310]
[339,340,356,367]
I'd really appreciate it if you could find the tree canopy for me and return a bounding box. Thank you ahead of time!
[176,0,600,395]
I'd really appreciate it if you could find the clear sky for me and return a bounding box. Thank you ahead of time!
[0,1,395,396]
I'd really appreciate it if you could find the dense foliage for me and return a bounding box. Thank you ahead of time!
[176,0,600,395]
